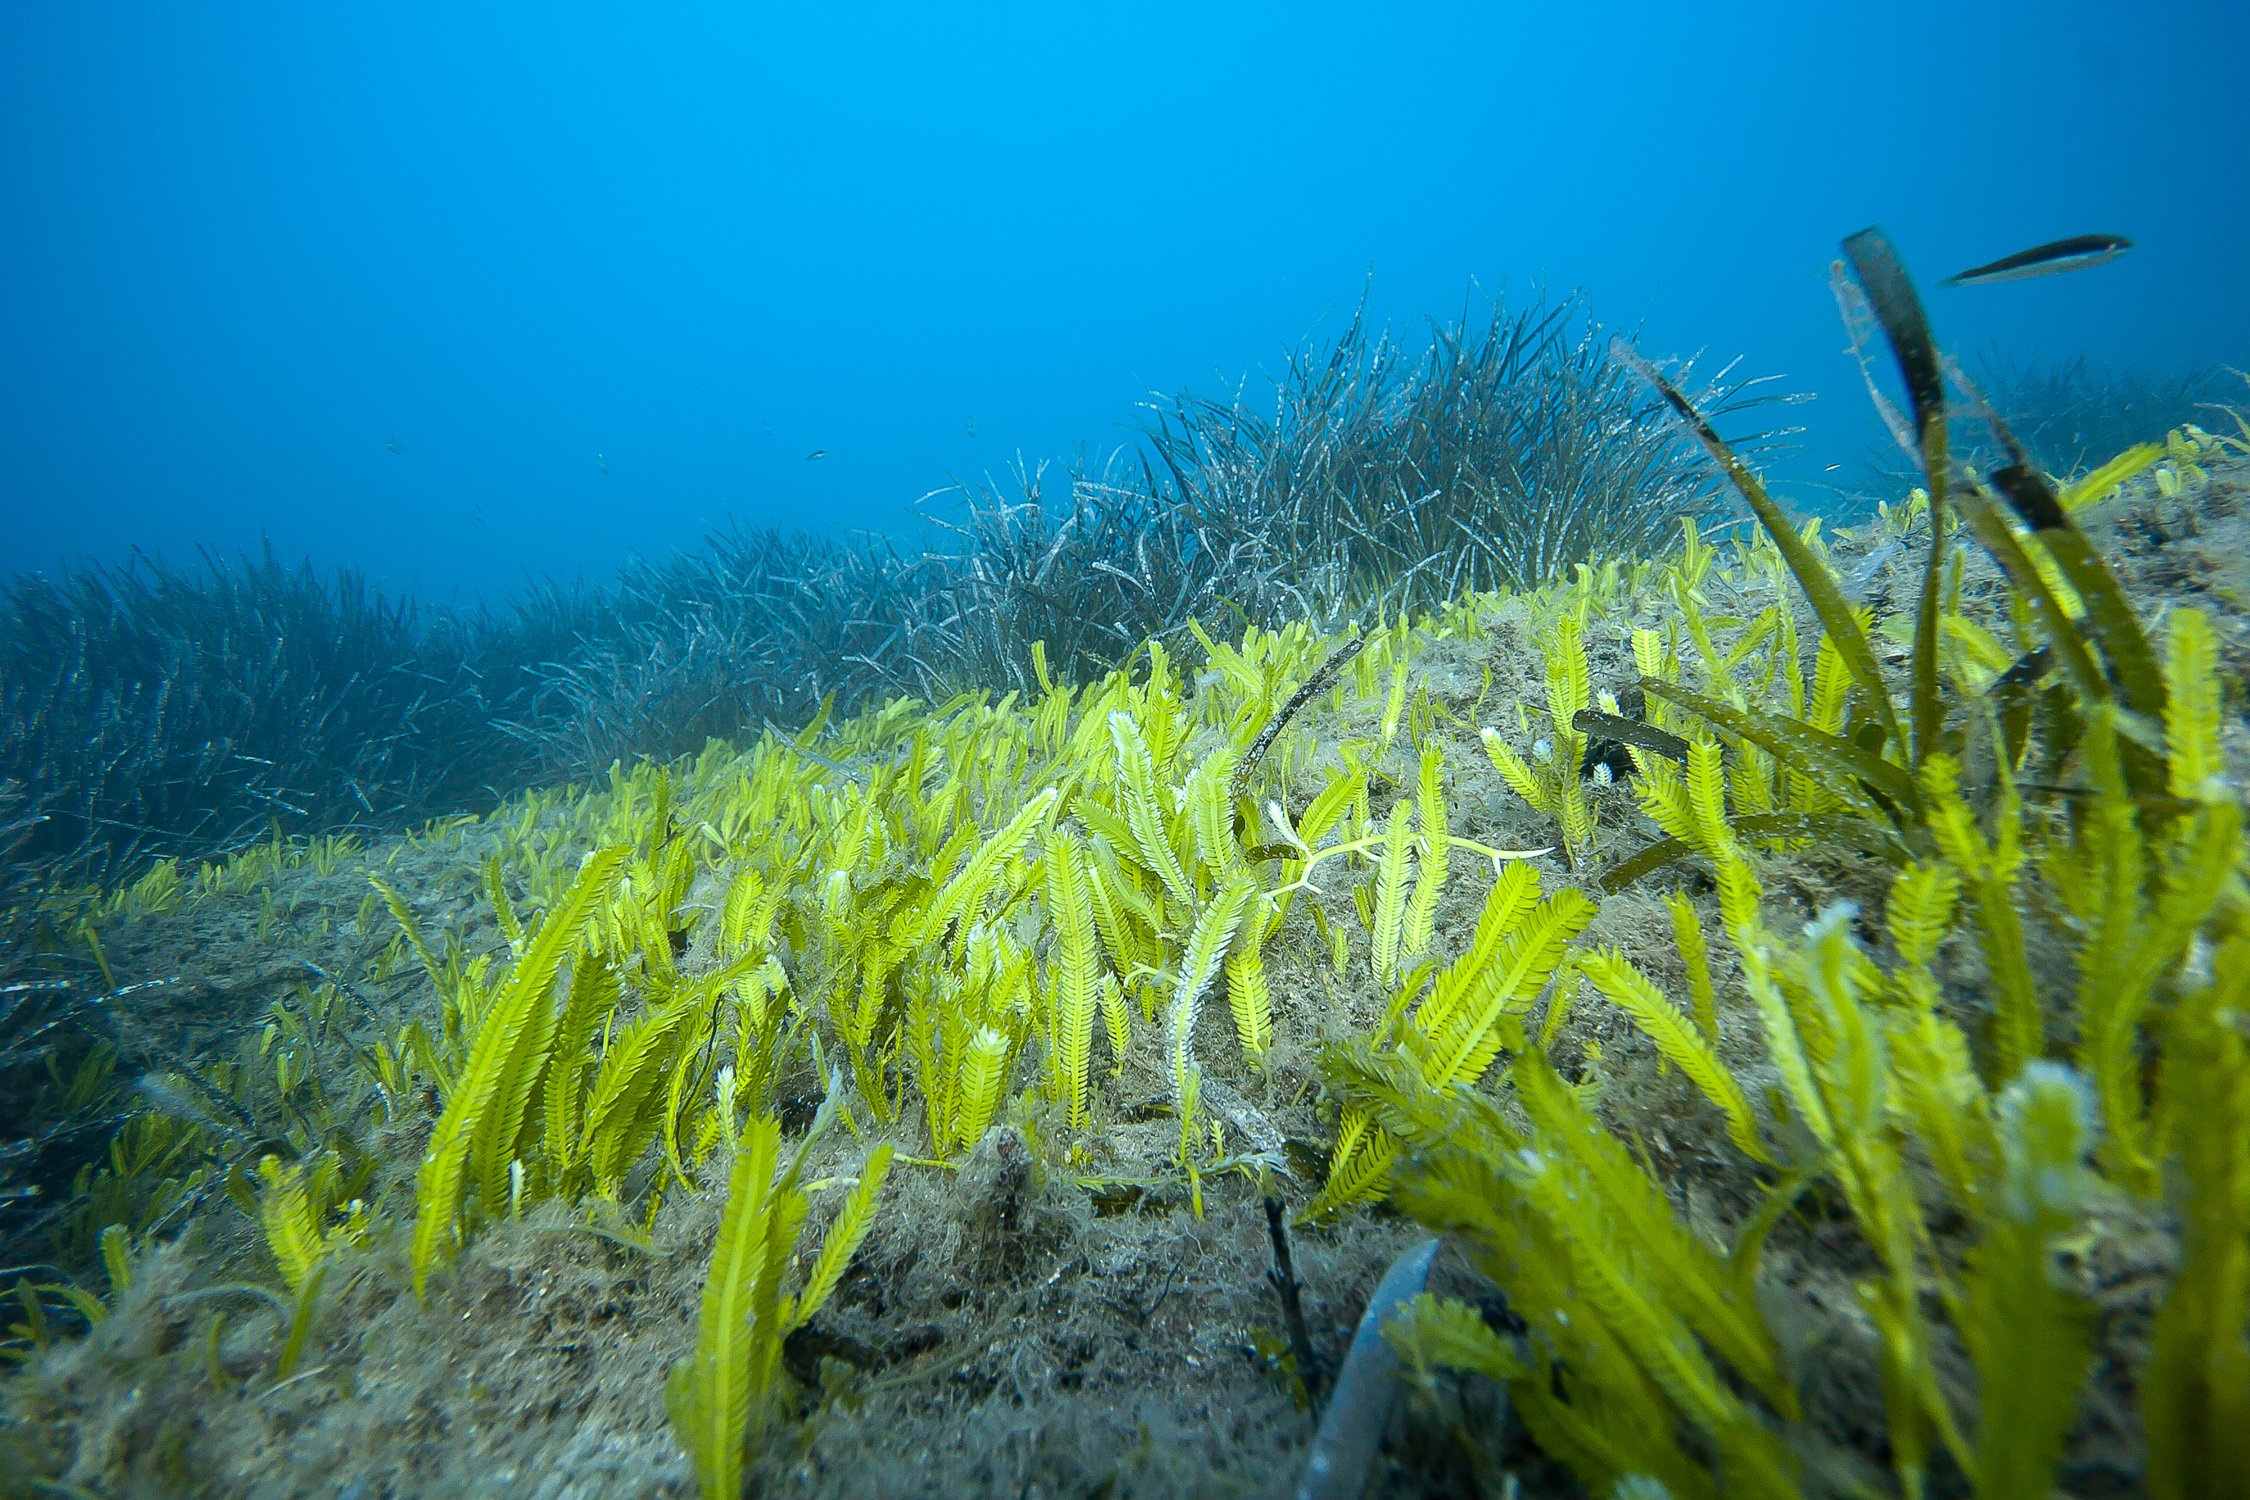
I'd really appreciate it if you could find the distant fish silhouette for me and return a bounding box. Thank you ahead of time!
[384,436,406,455]
[965,417,978,438]
[595,452,611,476]
[1944,234,2131,287]
[804,449,827,461]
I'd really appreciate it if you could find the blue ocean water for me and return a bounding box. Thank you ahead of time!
[7,13,2250,1494]
[1,1,2243,600]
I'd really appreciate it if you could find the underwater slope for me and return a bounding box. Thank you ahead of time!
[7,246,2250,1498]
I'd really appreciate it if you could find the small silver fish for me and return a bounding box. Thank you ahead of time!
[384,436,406,455]
[595,452,611,476]
[804,448,827,461]
[1944,234,2132,287]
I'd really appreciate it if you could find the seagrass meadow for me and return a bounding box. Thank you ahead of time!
[6,239,2250,1500]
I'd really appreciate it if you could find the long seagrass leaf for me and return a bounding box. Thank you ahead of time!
[1571,708,1692,765]
[1949,483,2107,701]
[1841,227,1950,770]
[1987,465,2170,800]
[1613,339,1901,754]
[1640,678,1913,817]
[1957,374,2166,722]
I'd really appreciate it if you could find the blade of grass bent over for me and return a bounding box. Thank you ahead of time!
[1840,227,1950,770]
[1613,339,1903,758]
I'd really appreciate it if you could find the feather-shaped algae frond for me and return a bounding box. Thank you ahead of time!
[669,1114,782,1500]
[1546,613,1596,857]
[411,846,625,1297]
[1307,1102,1400,1220]
[582,999,701,1196]
[1961,1064,2098,1500]
[1311,866,1592,1219]
[1042,831,1101,1128]
[1577,948,1770,1165]
[784,1142,895,1334]
[1185,747,1246,885]
[718,867,776,958]
[1480,728,1547,813]
[1296,767,1365,851]
[671,1075,886,1499]
[1169,874,1257,1161]
[1884,861,1958,970]
[1384,1292,1521,1385]
[369,874,446,997]
[917,785,1058,950]
[1509,1053,1801,1432]
[1921,754,2040,1084]
[542,952,621,1178]
[1402,748,1450,965]
[1506,1053,1791,1447]
[466,943,562,1216]
[484,855,524,955]
[954,1025,1011,1152]
[2142,933,2250,1497]
[1413,867,1595,1090]
[2163,607,2223,805]
[257,1155,326,1294]
[1369,800,1415,987]
[1663,892,1720,1044]
[1224,900,1276,1064]
[1110,711,1195,907]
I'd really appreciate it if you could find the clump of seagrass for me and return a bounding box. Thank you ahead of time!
[0,544,537,883]
[1133,289,1789,600]
[0,287,1783,876]
[0,976,135,1270]
[908,453,1272,695]
[912,289,1789,693]
[498,524,929,776]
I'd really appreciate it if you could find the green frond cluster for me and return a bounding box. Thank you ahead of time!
[1359,230,2250,1500]
[1309,863,1594,1219]
[1576,948,1768,1164]
[359,606,1463,1284]
[42,223,2250,1495]
[1357,1045,1796,1500]
[667,1085,894,1500]
[1041,831,1103,1127]
[254,1154,367,1294]
[1482,608,1597,863]
[2143,929,2250,1494]
[409,848,625,1294]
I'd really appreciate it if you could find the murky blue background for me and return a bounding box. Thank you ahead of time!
[4,1,2242,599]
